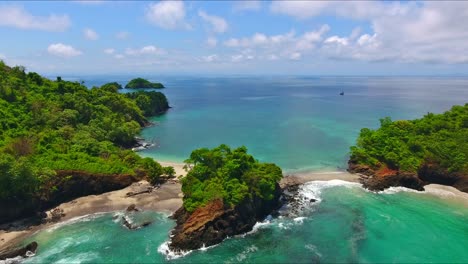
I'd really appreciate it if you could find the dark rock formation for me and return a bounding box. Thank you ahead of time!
[348,160,468,193]
[169,184,282,251]
[126,204,140,212]
[0,171,138,224]
[0,241,38,260]
[121,216,152,230]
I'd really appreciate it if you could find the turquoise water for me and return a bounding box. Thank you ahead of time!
[22,76,468,263]
[23,182,468,263]
[135,76,468,172]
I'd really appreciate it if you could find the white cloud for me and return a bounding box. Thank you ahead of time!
[201,54,219,62]
[324,36,349,46]
[233,1,262,12]
[0,53,5,60]
[47,43,82,58]
[295,24,329,50]
[0,5,70,32]
[271,1,330,19]
[125,45,165,56]
[231,54,244,62]
[198,10,228,33]
[224,25,329,61]
[115,31,129,40]
[206,37,218,47]
[114,54,125,59]
[289,52,301,60]
[104,48,115,55]
[83,28,99,40]
[145,1,190,30]
[224,30,295,48]
[271,1,468,64]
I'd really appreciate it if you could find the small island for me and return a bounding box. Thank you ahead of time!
[348,104,468,193]
[169,144,283,251]
[125,78,165,89]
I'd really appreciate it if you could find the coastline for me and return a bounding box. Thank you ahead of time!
[2,161,468,255]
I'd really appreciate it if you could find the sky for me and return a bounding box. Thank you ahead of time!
[1,1,468,76]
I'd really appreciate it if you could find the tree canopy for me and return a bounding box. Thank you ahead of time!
[350,104,468,174]
[0,61,171,203]
[125,78,164,89]
[181,144,283,212]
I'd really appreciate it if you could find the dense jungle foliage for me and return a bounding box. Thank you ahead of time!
[181,144,283,212]
[0,61,170,203]
[350,104,468,173]
[125,78,164,89]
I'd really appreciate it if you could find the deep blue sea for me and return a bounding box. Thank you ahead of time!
[23,76,468,263]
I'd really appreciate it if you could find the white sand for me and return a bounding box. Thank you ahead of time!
[159,161,188,178]
[280,171,360,188]
[423,184,468,206]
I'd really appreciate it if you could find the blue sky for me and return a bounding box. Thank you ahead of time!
[0,1,467,75]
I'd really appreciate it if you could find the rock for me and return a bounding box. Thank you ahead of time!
[121,216,152,230]
[0,241,38,260]
[126,204,139,212]
[50,208,65,222]
[169,184,282,251]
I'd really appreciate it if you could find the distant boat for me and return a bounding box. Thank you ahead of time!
[340,91,344,95]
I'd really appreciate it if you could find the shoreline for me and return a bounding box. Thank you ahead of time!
[1,162,468,254]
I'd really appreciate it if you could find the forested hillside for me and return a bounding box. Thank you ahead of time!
[349,104,468,192]
[0,61,170,221]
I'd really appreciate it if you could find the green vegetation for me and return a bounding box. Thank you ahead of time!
[0,61,171,204]
[125,78,164,89]
[350,104,468,173]
[100,82,123,91]
[181,144,283,212]
[126,91,169,115]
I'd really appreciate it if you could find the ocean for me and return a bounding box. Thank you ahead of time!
[22,76,468,263]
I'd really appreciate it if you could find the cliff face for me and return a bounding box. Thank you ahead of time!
[169,184,282,251]
[348,160,468,193]
[0,171,138,224]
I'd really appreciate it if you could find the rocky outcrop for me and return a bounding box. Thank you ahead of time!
[0,171,138,224]
[348,160,468,193]
[0,241,38,260]
[169,184,282,251]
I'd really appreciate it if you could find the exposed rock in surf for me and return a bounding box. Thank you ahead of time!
[0,241,38,260]
[121,216,152,230]
[168,184,282,251]
[131,137,155,152]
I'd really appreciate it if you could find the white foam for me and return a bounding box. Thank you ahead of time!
[243,219,271,236]
[0,256,24,264]
[304,244,322,258]
[299,180,361,203]
[157,241,192,260]
[235,245,258,262]
[377,186,421,194]
[293,216,307,224]
[54,252,99,264]
[46,212,108,232]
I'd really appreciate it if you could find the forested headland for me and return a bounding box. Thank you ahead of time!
[349,104,468,192]
[0,61,170,223]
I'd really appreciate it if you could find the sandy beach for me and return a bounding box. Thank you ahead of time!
[0,180,183,251]
[159,161,188,178]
